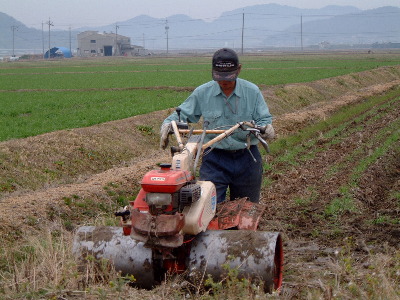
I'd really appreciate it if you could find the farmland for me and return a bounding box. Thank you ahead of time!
[0,51,399,299]
[1,52,400,141]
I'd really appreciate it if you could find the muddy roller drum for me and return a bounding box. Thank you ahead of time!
[188,230,283,292]
[72,226,155,289]
[73,226,283,292]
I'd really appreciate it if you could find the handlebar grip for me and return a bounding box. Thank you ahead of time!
[255,133,270,153]
[258,125,267,134]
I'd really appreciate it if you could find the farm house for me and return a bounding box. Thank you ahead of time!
[77,31,146,57]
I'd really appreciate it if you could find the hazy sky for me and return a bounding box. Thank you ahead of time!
[2,0,400,29]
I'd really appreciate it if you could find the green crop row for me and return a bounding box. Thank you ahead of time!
[0,89,187,141]
[0,70,208,90]
[268,87,400,156]
[1,53,400,89]
[1,53,399,141]
[265,87,400,221]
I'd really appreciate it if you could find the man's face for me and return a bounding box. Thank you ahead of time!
[217,80,236,90]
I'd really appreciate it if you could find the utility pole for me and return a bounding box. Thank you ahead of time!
[300,15,303,51]
[241,12,244,55]
[115,23,119,56]
[46,18,54,59]
[165,19,169,55]
[69,26,72,55]
[11,25,18,57]
[42,22,45,58]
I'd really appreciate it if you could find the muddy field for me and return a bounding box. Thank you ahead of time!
[0,66,399,299]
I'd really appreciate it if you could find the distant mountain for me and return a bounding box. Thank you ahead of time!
[267,6,400,47]
[209,4,362,49]
[72,4,400,50]
[0,12,77,56]
[96,4,363,50]
[0,4,399,56]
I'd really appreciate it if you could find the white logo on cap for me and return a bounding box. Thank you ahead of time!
[215,62,236,68]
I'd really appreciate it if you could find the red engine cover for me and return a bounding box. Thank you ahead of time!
[140,166,192,193]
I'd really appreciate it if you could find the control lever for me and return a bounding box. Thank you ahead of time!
[176,107,182,122]
[245,143,257,162]
[193,120,210,177]
[246,126,270,154]
[255,132,270,153]
[175,107,189,130]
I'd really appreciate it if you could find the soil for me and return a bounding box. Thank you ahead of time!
[0,66,399,296]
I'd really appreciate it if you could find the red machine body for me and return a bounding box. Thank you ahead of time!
[132,165,193,212]
[140,165,192,194]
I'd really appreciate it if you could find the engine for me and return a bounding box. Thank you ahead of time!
[137,163,196,214]
[124,164,217,247]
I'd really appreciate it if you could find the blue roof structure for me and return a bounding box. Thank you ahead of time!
[44,47,72,59]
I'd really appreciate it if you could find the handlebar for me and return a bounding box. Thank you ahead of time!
[171,120,270,153]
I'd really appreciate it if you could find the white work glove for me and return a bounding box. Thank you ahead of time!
[261,124,275,140]
[160,122,172,149]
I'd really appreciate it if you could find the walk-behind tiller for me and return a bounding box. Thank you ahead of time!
[73,111,283,292]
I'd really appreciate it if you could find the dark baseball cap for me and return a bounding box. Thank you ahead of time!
[212,48,240,81]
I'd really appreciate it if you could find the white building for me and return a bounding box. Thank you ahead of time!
[77,31,145,57]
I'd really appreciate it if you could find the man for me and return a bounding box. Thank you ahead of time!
[160,48,274,203]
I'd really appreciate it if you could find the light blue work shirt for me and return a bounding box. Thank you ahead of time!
[163,78,273,150]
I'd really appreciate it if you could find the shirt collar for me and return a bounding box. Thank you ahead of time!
[211,78,243,98]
